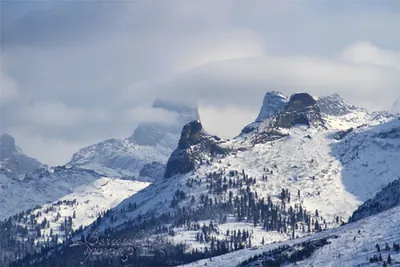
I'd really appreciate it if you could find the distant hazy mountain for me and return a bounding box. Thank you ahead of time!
[67,99,199,180]
[0,133,43,174]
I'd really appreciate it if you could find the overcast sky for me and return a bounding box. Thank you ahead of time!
[1,1,400,165]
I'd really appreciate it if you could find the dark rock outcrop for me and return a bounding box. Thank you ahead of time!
[271,93,326,129]
[164,120,228,178]
[333,128,354,140]
[242,93,326,146]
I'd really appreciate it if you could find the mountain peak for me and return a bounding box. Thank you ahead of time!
[164,120,227,178]
[317,93,357,116]
[272,92,326,129]
[255,91,288,122]
[0,133,43,173]
[287,92,317,110]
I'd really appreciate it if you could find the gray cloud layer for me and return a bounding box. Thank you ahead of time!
[1,1,399,165]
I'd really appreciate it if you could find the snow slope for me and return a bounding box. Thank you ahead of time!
[67,138,172,180]
[350,177,400,222]
[183,205,400,267]
[19,177,149,242]
[0,177,149,267]
[0,166,104,220]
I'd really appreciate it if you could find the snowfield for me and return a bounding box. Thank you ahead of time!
[25,177,149,244]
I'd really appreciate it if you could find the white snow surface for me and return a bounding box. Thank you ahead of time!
[21,177,149,244]
[0,167,149,220]
[66,137,173,179]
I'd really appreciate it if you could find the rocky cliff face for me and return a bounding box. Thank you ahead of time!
[242,93,326,146]
[241,91,288,134]
[164,120,228,178]
[271,93,326,129]
[255,91,288,122]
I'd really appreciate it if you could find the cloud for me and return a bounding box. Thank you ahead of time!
[124,106,180,126]
[1,1,400,165]
[0,69,19,104]
[199,104,257,139]
[123,43,400,112]
[19,102,109,127]
[339,41,400,70]
[6,129,91,166]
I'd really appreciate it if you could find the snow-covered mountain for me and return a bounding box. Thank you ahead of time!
[7,92,400,267]
[0,133,44,174]
[0,166,103,220]
[91,92,398,254]
[0,177,149,266]
[67,99,199,180]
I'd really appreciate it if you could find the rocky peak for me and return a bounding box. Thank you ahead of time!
[177,120,203,149]
[272,93,325,129]
[0,133,17,157]
[255,91,288,122]
[286,93,317,111]
[317,93,357,116]
[164,120,227,178]
[0,133,43,173]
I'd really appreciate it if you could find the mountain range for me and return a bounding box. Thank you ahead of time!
[1,92,400,267]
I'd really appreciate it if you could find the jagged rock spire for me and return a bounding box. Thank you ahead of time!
[164,120,227,178]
